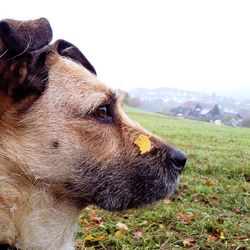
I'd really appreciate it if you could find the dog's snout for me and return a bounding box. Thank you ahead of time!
[170,148,187,170]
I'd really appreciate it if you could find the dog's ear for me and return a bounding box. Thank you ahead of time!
[4,49,50,101]
[0,17,52,57]
[0,18,52,115]
[0,48,50,116]
[54,39,96,75]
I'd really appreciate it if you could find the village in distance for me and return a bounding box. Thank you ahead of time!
[125,87,250,128]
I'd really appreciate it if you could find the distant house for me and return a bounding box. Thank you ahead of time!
[169,106,192,117]
[168,102,243,127]
[213,119,222,125]
[200,109,210,115]
[222,113,242,127]
[189,106,214,121]
[194,103,202,112]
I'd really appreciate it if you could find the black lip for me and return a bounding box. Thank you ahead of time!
[172,163,184,173]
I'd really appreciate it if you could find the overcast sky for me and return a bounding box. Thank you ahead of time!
[1,0,250,99]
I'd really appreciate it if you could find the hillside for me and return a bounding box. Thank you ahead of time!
[75,107,250,250]
[129,87,250,120]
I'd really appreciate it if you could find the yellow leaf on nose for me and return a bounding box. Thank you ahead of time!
[134,134,152,154]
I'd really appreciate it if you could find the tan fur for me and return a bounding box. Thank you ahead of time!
[0,53,158,249]
[0,36,186,249]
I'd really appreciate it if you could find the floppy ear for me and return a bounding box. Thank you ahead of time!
[0,18,52,115]
[0,17,52,57]
[54,39,96,75]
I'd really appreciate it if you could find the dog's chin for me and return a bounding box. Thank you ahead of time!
[65,174,179,211]
[65,159,182,211]
[92,175,179,212]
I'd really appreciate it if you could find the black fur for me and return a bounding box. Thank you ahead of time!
[0,244,18,250]
[64,146,180,211]
[0,18,52,106]
[0,18,52,57]
[56,39,96,75]
[0,18,96,109]
[0,49,49,103]
[0,18,96,108]
[11,50,49,102]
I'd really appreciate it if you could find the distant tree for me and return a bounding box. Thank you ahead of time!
[128,97,141,108]
[123,92,142,108]
[160,104,170,114]
[241,118,250,128]
[122,91,130,105]
[211,104,220,116]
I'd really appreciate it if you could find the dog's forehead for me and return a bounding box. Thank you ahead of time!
[46,54,116,109]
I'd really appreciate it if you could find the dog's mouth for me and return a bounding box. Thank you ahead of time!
[91,169,180,211]
[64,147,186,211]
[91,162,181,211]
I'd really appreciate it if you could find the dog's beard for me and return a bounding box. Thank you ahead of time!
[92,163,179,211]
[64,148,181,211]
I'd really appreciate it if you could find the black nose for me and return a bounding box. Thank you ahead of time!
[170,149,187,170]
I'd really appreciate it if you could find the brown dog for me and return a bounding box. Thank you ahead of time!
[0,18,186,249]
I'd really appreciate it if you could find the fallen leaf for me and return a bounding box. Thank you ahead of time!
[182,237,196,247]
[164,198,172,204]
[192,194,209,204]
[207,234,218,242]
[116,222,128,231]
[89,210,97,217]
[219,231,226,240]
[133,231,143,238]
[201,176,214,186]
[88,210,104,225]
[208,194,220,204]
[134,134,151,154]
[114,230,123,237]
[114,222,128,238]
[95,232,107,241]
[233,206,241,213]
[78,217,85,226]
[234,236,248,241]
[85,232,107,242]
[75,239,84,248]
[93,216,104,225]
[177,212,193,224]
[207,229,226,242]
[205,179,213,186]
[85,235,95,242]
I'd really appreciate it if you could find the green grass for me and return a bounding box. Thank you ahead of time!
[75,107,250,250]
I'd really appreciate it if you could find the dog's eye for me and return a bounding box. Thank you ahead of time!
[95,105,114,123]
[97,106,108,118]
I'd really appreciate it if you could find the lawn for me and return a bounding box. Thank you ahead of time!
[75,107,250,250]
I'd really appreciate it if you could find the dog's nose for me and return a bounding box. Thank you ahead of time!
[170,148,187,170]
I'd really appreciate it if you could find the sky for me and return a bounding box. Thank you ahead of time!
[1,0,250,99]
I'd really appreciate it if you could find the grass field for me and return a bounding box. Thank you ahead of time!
[75,107,250,250]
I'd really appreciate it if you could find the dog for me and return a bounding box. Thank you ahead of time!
[0,18,186,249]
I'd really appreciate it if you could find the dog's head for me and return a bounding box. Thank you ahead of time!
[0,18,186,211]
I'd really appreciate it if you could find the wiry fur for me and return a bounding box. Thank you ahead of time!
[0,18,185,250]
